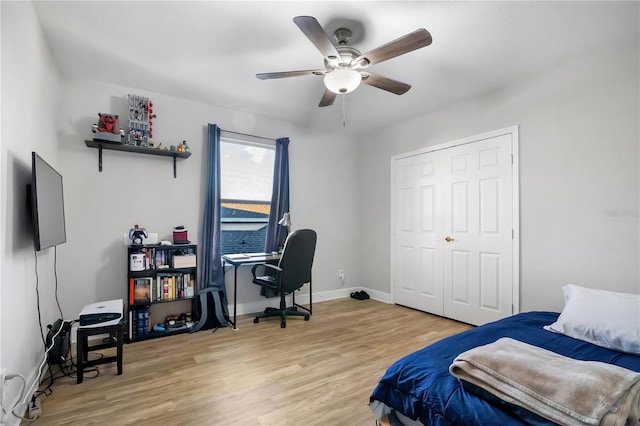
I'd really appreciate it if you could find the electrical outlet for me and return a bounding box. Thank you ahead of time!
[338,269,345,281]
[28,397,41,419]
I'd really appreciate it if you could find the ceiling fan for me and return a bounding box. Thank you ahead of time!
[256,16,433,107]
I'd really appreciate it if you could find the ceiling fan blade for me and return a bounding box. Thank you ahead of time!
[354,29,432,68]
[360,72,411,95]
[256,70,325,80]
[293,16,341,61]
[319,89,336,107]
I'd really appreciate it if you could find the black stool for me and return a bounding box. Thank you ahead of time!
[76,321,123,384]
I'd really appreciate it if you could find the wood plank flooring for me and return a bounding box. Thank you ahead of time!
[33,298,472,425]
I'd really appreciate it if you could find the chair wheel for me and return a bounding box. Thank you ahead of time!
[253,318,259,324]
[281,321,286,328]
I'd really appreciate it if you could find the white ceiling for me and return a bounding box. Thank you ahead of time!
[33,1,639,135]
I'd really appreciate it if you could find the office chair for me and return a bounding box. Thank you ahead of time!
[251,229,317,328]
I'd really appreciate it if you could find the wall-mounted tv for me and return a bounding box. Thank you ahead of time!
[28,152,67,251]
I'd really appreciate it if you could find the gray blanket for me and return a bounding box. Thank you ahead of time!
[449,338,640,426]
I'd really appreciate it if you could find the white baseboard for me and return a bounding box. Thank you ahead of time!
[69,288,393,341]
[233,286,392,316]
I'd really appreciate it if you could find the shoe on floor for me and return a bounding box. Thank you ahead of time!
[350,291,369,300]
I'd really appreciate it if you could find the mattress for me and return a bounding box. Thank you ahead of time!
[369,311,640,426]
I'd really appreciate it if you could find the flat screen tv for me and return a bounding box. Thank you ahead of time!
[29,152,67,251]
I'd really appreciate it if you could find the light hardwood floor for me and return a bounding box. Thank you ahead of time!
[33,298,472,425]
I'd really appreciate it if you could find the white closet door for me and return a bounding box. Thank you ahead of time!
[441,134,514,325]
[392,154,444,315]
[392,132,515,326]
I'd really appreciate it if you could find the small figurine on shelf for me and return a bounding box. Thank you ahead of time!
[97,114,119,133]
[128,224,148,245]
[92,113,125,143]
[181,140,190,152]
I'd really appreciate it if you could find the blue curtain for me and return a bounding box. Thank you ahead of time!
[191,124,228,331]
[265,137,290,252]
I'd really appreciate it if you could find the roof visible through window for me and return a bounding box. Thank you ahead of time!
[220,137,275,254]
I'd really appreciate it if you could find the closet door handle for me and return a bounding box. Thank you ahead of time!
[445,236,454,242]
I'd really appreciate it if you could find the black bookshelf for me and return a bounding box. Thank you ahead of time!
[126,244,198,342]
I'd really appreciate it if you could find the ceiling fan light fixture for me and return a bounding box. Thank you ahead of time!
[324,68,361,94]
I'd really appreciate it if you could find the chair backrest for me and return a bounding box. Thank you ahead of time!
[278,229,317,293]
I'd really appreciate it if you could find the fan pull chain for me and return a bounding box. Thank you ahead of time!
[342,94,347,127]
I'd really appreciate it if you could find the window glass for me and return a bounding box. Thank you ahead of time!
[220,139,275,255]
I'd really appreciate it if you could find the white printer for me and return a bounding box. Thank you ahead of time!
[78,299,123,328]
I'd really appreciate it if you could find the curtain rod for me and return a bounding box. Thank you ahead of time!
[220,129,277,143]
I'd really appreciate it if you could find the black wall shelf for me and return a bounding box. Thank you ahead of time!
[85,140,191,178]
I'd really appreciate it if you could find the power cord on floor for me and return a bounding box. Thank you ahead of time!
[2,373,36,422]
[4,315,71,420]
[10,246,74,421]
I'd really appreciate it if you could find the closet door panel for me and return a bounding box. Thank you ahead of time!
[392,154,443,315]
[443,134,513,325]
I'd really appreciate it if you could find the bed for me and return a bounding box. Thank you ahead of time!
[369,310,640,426]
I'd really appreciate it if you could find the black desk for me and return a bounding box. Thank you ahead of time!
[222,253,281,329]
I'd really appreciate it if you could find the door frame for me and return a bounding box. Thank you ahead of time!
[390,125,520,315]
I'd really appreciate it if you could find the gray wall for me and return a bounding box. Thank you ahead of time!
[1,2,63,423]
[357,43,640,312]
[55,78,361,323]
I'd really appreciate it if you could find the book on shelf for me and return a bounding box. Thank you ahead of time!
[136,308,150,337]
[144,247,155,270]
[137,309,142,337]
[133,278,152,304]
[176,274,183,299]
[185,273,195,297]
[154,276,160,301]
[154,275,161,301]
[129,307,150,339]
[158,274,171,301]
[155,250,170,269]
[151,277,157,301]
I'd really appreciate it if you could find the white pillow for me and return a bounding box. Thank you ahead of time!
[544,284,640,355]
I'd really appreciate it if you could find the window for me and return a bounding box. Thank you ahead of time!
[220,137,275,255]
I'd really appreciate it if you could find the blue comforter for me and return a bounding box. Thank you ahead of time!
[369,312,640,426]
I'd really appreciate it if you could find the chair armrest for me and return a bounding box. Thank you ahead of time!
[251,263,282,280]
